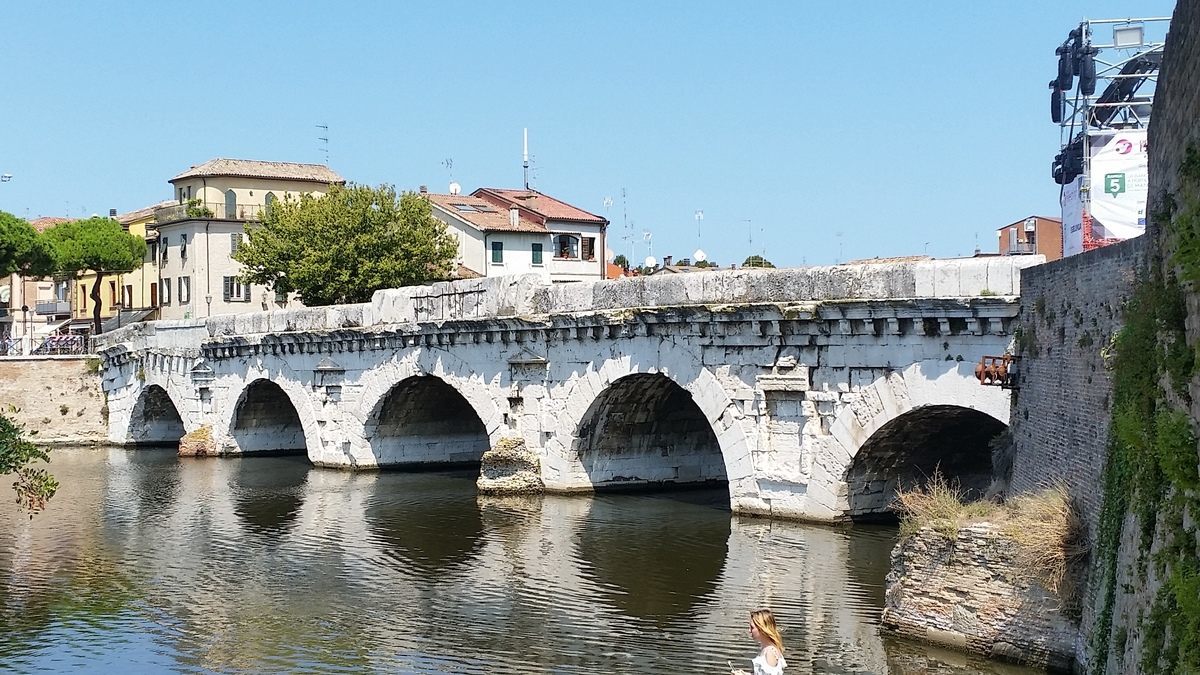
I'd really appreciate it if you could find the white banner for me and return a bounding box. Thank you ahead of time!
[1088,131,1148,241]
[1062,176,1084,257]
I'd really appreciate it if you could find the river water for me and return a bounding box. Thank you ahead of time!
[0,448,1041,674]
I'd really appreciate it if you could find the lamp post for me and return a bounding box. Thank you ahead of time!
[19,305,29,354]
[205,295,212,318]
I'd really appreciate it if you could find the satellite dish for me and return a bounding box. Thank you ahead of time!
[605,248,615,263]
[644,256,657,268]
[449,181,462,195]
[694,249,707,262]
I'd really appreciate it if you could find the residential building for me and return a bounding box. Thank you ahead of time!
[998,216,1063,261]
[71,201,175,330]
[153,158,344,320]
[1,217,73,353]
[426,186,608,283]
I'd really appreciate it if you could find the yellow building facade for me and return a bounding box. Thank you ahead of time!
[71,201,173,324]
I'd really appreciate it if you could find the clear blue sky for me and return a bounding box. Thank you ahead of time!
[0,1,1176,267]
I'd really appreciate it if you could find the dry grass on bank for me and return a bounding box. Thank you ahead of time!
[895,474,1087,595]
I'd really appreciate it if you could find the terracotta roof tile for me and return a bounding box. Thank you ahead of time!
[473,188,606,224]
[171,158,345,184]
[116,200,176,225]
[28,217,71,233]
[426,193,548,233]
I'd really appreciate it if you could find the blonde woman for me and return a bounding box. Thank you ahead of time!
[730,609,786,675]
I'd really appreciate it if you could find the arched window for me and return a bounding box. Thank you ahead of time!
[225,189,237,219]
[554,234,580,260]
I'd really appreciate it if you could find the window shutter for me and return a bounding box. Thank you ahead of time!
[223,277,232,302]
[231,233,241,254]
[532,243,543,265]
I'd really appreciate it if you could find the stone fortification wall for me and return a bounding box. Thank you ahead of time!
[96,256,1042,353]
[0,356,107,445]
[1008,237,1146,532]
[883,524,1076,672]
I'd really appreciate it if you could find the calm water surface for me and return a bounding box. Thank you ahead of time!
[0,448,1041,674]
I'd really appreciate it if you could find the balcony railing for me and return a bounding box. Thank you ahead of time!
[1006,242,1037,255]
[35,300,71,316]
[155,202,266,225]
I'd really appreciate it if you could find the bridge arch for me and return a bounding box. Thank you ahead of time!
[126,383,187,446]
[219,376,323,457]
[829,363,1008,520]
[363,375,490,467]
[347,352,505,469]
[554,358,756,500]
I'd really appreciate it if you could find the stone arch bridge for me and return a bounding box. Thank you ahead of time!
[97,258,1038,522]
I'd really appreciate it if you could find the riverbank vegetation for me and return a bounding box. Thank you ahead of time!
[895,475,1086,598]
[0,411,57,514]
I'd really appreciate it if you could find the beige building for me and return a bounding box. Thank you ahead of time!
[153,159,344,320]
[427,186,608,283]
[1,217,74,354]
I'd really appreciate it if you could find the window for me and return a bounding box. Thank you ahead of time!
[225,189,237,219]
[231,233,243,255]
[122,285,133,308]
[582,236,596,261]
[109,281,117,306]
[180,233,188,260]
[451,203,478,213]
[554,234,579,259]
[532,242,543,266]
[178,277,190,304]
[150,282,158,307]
[223,276,250,303]
[79,284,88,311]
[161,278,172,305]
[161,236,168,264]
[148,242,158,264]
[491,241,504,264]
[55,281,68,303]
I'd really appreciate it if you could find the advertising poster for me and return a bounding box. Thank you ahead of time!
[1088,130,1148,241]
[1061,176,1084,257]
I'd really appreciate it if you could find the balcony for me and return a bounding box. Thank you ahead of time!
[155,201,266,225]
[1006,242,1038,255]
[35,300,71,316]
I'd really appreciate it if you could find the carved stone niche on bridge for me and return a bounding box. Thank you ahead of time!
[313,356,345,402]
[189,361,216,412]
[506,349,548,430]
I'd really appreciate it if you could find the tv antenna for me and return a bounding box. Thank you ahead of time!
[316,124,329,165]
[621,188,633,262]
[443,158,454,181]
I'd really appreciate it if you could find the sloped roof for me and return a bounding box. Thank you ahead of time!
[116,200,176,225]
[170,158,344,184]
[997,215,1062,231]
[28,217,70,232]
[474,188,606,224]
[427,193,548,233]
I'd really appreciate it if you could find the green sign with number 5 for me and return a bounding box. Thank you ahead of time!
[1104,173,1126,196]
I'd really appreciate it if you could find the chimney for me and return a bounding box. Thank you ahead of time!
[418,185,428,194]
[663,255,673,267]
[509,205,520,228]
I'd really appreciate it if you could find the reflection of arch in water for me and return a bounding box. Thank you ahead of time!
[126,384,185,446]
[846,405,1005,521]
[574,373,728,490]
[364,472,485,575]
[574,491,730,625]
[229,379,308,456]
[231,456,310,536]
[364,376,489,467]
[125,447,184,517]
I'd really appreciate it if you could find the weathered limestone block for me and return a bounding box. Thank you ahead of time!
[477,436,544,494]
[882,524,1077,672]
[177,425,217,457]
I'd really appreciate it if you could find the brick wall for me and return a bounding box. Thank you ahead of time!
[1008,237,1146,531]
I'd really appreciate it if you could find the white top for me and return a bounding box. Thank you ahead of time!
[752,646,786,675]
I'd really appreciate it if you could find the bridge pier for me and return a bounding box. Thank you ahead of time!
[98,261,1032,521]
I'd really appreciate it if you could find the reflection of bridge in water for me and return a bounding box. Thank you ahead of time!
[101,258,1038,521]
[0,451,1041,673]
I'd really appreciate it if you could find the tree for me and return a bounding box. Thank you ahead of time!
[234,184,459,306]
[42,217,147,335]
[613,254,629,271]
[0,412,57,514]
[0,211,54,277]
[743,255,776,269]
[694,260,716,268]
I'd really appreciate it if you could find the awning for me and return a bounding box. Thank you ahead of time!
[99,308,156,334]
[33,319,71,338]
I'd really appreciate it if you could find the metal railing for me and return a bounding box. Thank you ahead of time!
[155,201,266,225]
[1006,242,1038,255]
[35,300,70,315]
[32,334,88,355]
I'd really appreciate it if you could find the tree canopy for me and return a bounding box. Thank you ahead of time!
[0,413,57,514]
[42,217,147,334]
[233,184,459,306]
[0,211,54,277]
[742,255,776,269]
[613,254,629,271]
